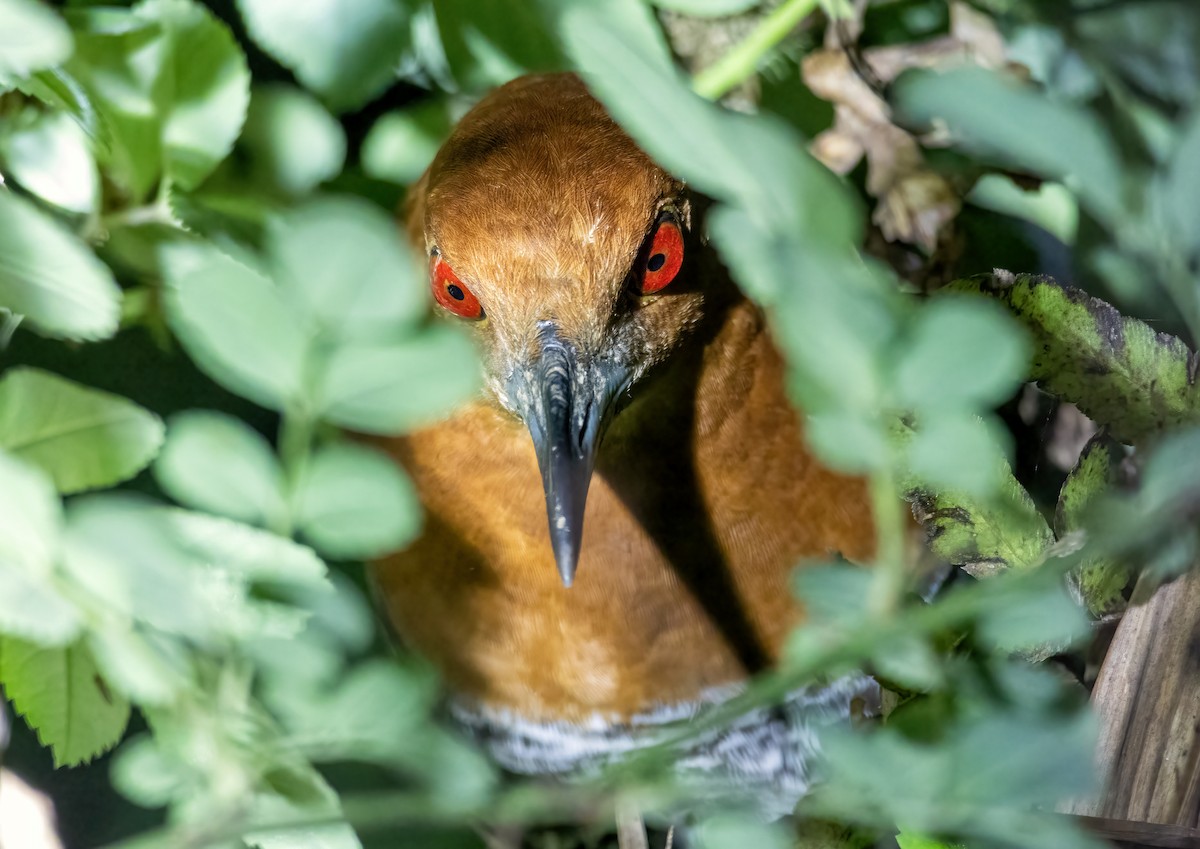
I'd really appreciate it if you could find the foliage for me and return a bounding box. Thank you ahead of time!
[0,1,1198,848]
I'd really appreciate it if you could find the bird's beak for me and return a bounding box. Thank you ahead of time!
[512,324,628,588]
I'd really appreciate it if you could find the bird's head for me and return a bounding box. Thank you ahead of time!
[410,74,711,587]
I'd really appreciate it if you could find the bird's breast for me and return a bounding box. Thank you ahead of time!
[371,300,874,727]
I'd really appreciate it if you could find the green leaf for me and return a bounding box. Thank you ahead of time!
[1056,434,1130,619]
[0,108,100,214]
[0,451,80,645]
[0,367,164,494]
[0,0,73,79]
[315,326,480,434]
[65,0,250,199]
[892,66,1124,225]
[162,241,309,412]
[792,563,871,626]
[272,659,437,763]
[977,576,1091,658]
[649,0,760,16]
[896,834,964,849]
[0,189,121,341]
[1156,105,1200,259]
[805,411,889,474]
[155,410,286,528]
[694,815,792,849]
[241,85,346,196]
[905,414,1009,499]
[557,0,857,241]
[136,0,251,191]
[947,273,1200,444]
[433,0,564,91]
[64,11,169,201]
[0,637,130,767]
[268,197,427,338]
[872,634,943,692]
[110,734,191,807]
[236,0,409,112]
[294,441,421,559]
[892,298,1030,412]
[895,419,1053,577]
[360,99,451,185]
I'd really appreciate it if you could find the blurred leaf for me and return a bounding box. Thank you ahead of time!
[361,99,451,185]
[0,108,100,214]
[906,414,1008,498]
[1155,106,1200,260]
[111,733,191,807]
[268,196,427,338]
[1056,433,1129,619]
[1075,2,1200,108]
[433,0,564,90]
[694,814,792,849]
[977,573,1090,658]
[294,441,421,559]
[793,563,871,626]
[807,708,1100,849]
[559,0,857,244]
[650,0,759,15]
[949,273,1200,444]
[155,410,287,528]
[66,0,250,199]
[892,298,1029,412]
[86,626,189,705]
[0,636,130,767]
[898,418,1053,578]
[0,451,81,645]
[315,326,480,434]
[162,241,309,412]
[0,367,164,494]
[272,659,436,763]
[805,410,889,474]
[8,67,102,146]
[896,834,963,849]
[236,0,409,112]
[64,496,328,649]
[967,175,1078,246]
[0,0,73,79]
[0,189,121,341]
[64,10,166,201]
[872,634,943,692]
[139,0,251,192]
[241,85,346,196]
[892,67,1124,224]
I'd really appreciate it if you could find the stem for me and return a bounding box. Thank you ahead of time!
[692,0,822,101]
[274,409,314,536]
[867,464,907,615]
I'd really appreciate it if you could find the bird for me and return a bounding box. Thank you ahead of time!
[372,72,878,809]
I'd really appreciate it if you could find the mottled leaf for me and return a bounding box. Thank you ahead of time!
[1056,433,1130,619]
[949,272,1200,444]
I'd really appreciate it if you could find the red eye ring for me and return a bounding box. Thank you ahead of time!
[640,216,684,294]
[431,253,484,320]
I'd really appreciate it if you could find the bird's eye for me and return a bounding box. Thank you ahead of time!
[431,253,485,320]
[639,215,684,294]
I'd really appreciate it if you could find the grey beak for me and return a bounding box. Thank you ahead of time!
[514,325,626,587]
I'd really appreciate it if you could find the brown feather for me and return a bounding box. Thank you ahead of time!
[372,73,874,723]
